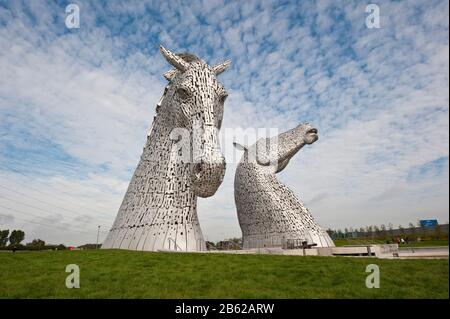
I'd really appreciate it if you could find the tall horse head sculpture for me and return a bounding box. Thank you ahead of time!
[103,46,231,252]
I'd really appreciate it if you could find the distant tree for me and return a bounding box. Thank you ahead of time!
[344,228,349,238]
[406,222,415,238]
[348,227,355,238]
[398,225,404,237]
[374,225,380,237]
[328,229,340,240]
[366,226,373,239]
[0,229,9,247]
[27,239,45,249]
[434,224,442,240]
[228,237,242,249]
[359,227,365,235]
[9,230,25,246]
[388,223,394,236]
[78,244,101,250]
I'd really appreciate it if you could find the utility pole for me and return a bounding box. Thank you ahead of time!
[96,225,101,249]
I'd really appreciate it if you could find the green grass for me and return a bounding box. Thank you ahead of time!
[400,240,449,248]
[334,239,449,248]
[0,250,448,298]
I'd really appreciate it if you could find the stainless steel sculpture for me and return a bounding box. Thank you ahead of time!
[234,123,335,249]
[103,46,231,252]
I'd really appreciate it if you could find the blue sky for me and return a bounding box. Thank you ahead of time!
[0,0,448,245]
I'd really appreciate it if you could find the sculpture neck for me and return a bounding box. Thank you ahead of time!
[144,103,196,205]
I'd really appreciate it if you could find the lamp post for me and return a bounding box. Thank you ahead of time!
[96,225,101,249]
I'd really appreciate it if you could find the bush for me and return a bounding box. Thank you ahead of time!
[0,244,67,251]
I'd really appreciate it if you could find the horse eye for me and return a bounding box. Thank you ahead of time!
[176,88,191,100]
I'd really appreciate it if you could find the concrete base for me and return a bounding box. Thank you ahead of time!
[396,246,449,259]
[158,244,448,259]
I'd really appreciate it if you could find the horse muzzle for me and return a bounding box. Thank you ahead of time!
[192,158,226,197]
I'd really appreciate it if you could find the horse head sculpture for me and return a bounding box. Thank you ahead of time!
[103,46,231,252]
[234,123,334,249]
[159,46,231,197]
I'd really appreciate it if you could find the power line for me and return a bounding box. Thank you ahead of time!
[2,160,124,210]
[0,201,53,223]
[0,194,111,225]
[0,205,108,236]
[0,203,109,234]
[5,166,119,212]
[2,167,118,214]
[1,213,108,239]
[0,184,113,222]
[0,190,111,224]
[0,154,86,170]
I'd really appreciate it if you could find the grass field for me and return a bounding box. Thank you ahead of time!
[334,239,449,248]
[0,250,448,298]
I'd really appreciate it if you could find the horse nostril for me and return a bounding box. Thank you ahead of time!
[194,162,203,176]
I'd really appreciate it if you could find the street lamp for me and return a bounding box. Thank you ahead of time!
[96,225,101,249]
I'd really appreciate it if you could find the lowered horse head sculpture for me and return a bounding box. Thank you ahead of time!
[237,123,319,174]
[234,123,334,249]
[103,46,231,252]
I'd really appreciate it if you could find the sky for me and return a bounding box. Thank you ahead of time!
[0,0,448,245]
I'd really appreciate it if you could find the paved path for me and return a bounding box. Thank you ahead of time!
[398,246,448,259]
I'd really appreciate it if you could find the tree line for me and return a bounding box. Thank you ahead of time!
[0,229,66,251]
[326,222,448,242]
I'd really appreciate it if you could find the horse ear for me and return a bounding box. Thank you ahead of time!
[160,45,189,72]
[213,60,232,75]
[233,142,247,152]
[163,69,177,81]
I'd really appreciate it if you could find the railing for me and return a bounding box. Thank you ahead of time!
[282,238,315,249]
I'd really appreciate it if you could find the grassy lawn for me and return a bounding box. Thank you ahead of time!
[400,240,449,248]
[0,250,448,298]
[334,239,449,248]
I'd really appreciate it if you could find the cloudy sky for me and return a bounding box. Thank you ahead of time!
[0,0,448,245]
